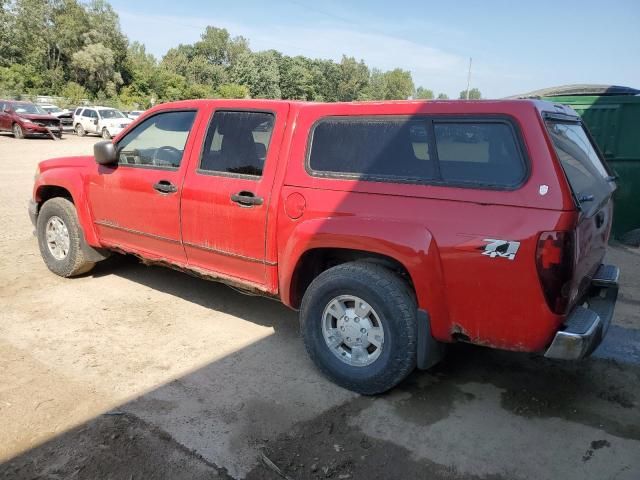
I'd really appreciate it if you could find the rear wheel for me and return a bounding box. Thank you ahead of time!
[75,123,85,137]
[36,198,95,277]
[300,262,417,395]
[101,127,111,139]
[12,123,24,139]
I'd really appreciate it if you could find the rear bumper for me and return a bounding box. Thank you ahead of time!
[544,264,619,360]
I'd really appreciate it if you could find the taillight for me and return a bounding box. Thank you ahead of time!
[536,231,576,315]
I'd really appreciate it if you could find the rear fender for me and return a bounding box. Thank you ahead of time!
[280,217,451,341]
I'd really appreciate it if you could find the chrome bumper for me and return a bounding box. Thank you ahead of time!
[544,264,619,360]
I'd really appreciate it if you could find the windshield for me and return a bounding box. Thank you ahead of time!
[14,103,47,115]
[545,121,614,213]
[43,106,63,113]
[99,109,125,119]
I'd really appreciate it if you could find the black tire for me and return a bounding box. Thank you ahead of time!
[300,262,417,395]
[75,123,85,137]
[101,127,111,139]
[36,197,95,277]
[12,123,24,139]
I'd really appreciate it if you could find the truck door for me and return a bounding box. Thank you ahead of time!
[88,109,201,264]
[180,103,289,289]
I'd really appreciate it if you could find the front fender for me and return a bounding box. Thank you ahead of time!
[279,217,451,341]
[34,167,100,247]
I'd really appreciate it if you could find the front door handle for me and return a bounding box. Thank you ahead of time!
[595,210,605,229]
[230,191,263,207]
[153,180,177,194]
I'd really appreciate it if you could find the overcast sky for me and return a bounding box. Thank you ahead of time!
[109,0,640,99]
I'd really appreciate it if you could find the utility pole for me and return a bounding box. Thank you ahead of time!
[465,57,473,100]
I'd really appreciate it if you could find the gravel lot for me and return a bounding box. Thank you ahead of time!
[1,133,639,480]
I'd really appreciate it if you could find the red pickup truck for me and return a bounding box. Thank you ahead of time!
[29,99,619,394]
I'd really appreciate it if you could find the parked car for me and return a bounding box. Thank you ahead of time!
[126,110,145,121]
[39,104,74,131]
[72,106,132,139]
[0,100,62,138]
[29,99,619,394]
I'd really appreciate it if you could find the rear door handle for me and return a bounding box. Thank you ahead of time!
[595,211,605,228]
[153,180,177,194]
[230,191,263,207]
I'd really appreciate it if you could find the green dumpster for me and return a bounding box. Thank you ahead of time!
[515,85,640,242]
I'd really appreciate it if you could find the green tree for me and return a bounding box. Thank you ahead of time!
[71,42,122,96]
[196,26,249,67]
[382,68,414,100]
[61,81,88,105]
[229,51,281,99]
[278,55,314,100]
[0,64,44,96]
[459,87,481,100]
[85,0,128,72]
[309,59,340,101]
[361,68,386,100]
[217,83,250,99]
[415,86,434,99]
[437,93,449,99]
[337,55,369,101]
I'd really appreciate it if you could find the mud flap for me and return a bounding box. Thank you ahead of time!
[416,309,445,370]
[78,229,111,262]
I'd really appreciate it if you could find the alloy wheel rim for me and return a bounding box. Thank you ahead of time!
[321,295,385,367]
[45,216,70,260]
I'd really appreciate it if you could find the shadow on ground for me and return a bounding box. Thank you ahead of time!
[2,256,640,480]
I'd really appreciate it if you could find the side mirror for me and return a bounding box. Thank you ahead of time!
[94,140,118,165]
[93,118,99,125]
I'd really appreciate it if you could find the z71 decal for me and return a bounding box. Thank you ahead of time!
[482,239,520,260]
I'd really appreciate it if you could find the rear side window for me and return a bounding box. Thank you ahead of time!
[434,122,525,187]
[309,118,435,181]
[545,121,613,211]
[308,116,526,188]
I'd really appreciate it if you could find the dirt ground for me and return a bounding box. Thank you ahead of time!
[1,133,639,480]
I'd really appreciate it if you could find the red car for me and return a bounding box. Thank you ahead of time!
[0,100,62,138]
[28,99,619,394]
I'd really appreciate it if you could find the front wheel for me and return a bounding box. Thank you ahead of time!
[101,127,111,139]
[36,197,95,277]
[300,262,417,395]
[12,123,24,139]
[75,123,85,137]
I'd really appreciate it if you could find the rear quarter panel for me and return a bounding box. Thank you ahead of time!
[278,101,577,352]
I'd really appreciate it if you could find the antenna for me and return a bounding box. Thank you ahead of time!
[465,57,473,100]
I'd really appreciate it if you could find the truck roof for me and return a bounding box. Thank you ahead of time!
[149,98,580,121]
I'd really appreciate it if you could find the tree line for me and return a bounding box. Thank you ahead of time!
[0,0,481,108]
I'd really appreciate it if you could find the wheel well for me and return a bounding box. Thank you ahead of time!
[289,248,415,309]
[37,185,74,206]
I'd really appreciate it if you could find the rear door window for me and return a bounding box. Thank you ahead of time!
[199,111,275,177]
[545,121,614,212]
